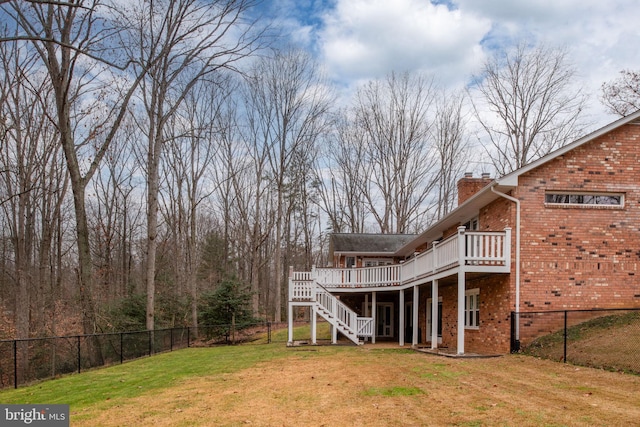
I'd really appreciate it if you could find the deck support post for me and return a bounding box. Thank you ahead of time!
[364,294,370,342]
[399,289,405,346]
[371,291,377,344]
[364,294,369,317]
[457,226,466,355]
[431,280,438,350]
[311,304,317,344]
[288,301,294,345]
[412,285,419,346]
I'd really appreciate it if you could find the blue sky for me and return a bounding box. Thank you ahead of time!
[256,0,640,121]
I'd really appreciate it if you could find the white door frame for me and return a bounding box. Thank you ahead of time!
[376,302,394,338]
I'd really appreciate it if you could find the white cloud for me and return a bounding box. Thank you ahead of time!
[266,0,640,123]
[318,0,491,86]
[455,0,640,121]
[250,0,640,185]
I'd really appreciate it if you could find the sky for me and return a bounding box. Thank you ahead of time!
[257,0,640,125]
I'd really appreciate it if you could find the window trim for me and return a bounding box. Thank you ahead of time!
[463,216,479,231]
[363,258,394,267]
[464,288,480,330]
[544,191,624,208]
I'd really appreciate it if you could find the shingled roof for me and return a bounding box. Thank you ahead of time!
[330,233,418,255]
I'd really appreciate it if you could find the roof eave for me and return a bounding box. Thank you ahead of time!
[394,110,640,258]
[497,110,640,186]
[334,251,398,257]
[394,181,516,257]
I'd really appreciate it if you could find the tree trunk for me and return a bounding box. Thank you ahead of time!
[146,151,159,332]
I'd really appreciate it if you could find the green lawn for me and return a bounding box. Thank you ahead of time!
[0,322,326,408]
[0,344,288,408]
[1,323,638,426]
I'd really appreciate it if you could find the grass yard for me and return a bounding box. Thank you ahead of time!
[1,327,639,426]
[524,310,640,374]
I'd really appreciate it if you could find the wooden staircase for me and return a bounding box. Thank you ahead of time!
[314,287,373,345]
[289,273,373,345]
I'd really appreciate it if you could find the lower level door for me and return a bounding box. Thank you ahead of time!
[376,302,394,337]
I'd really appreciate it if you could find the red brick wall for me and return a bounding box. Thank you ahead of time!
[458,175,493,204]
[421,122,640,352]
[334,124,640,353]
[417,193,517,353]
[418,274,512,354]
[514,124,640,312]
[460,275,512,354]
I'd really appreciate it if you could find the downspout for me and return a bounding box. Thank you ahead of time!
[490,185,521,351]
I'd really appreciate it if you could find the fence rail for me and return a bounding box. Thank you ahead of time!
[0,322,273,389]
[512,308,640,374]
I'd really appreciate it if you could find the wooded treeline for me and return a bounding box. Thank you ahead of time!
[2,0,628,340]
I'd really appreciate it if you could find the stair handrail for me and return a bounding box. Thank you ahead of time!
[315,281,371,337]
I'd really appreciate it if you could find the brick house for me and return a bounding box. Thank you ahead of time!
[288,111,640,354]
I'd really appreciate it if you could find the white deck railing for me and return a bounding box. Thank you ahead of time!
[291,227,511,291]
[316,287,373,338]
[357,317,374,337]
[290,273,373,339]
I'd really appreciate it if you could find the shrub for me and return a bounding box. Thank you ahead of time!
[198,277,257,342]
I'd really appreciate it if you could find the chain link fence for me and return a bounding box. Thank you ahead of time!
[512,308,640,374]
[0,322,276,389]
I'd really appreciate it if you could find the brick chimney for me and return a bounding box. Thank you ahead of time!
[457,172,493,205]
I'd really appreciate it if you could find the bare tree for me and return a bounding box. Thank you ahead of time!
[0,32,69,315]
[470,43,588,175]
[88,119,141,304]
[601,70,640,117]
[353,71,438,233]
[222,83,274,316]
[242,48,333,320]
[3,0,146,336]
[313,112,370,234]
[161,77,231,331]
[432,90,470,220]
[0,32,71,380]
[122,0,261,331]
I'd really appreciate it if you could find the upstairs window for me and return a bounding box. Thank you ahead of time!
[463,217,479,230]
[363,258,393,267]
[545,192,623,207]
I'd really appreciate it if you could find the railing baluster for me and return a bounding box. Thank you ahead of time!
[294,230,509,290]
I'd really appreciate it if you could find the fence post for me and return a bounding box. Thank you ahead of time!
[170,328,174,351]
[268,322,271,344]
[13,340,17,389]
[148,330,152,356]
[187,327,190,348]
[563,311,568,363]
[120,333,124,364]
[77,336,81,374]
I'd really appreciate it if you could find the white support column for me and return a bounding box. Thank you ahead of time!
[364,294,369,317]
[364,294,370,342]
[288,302,294,345]
[457,226,466,355]
[399,289,405,346]
[311,305,317,345]
[331,324,337,344]
[412,285,419,346]
[431,280,438,350]
[372,291,377,344]
[457,272,466,354]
